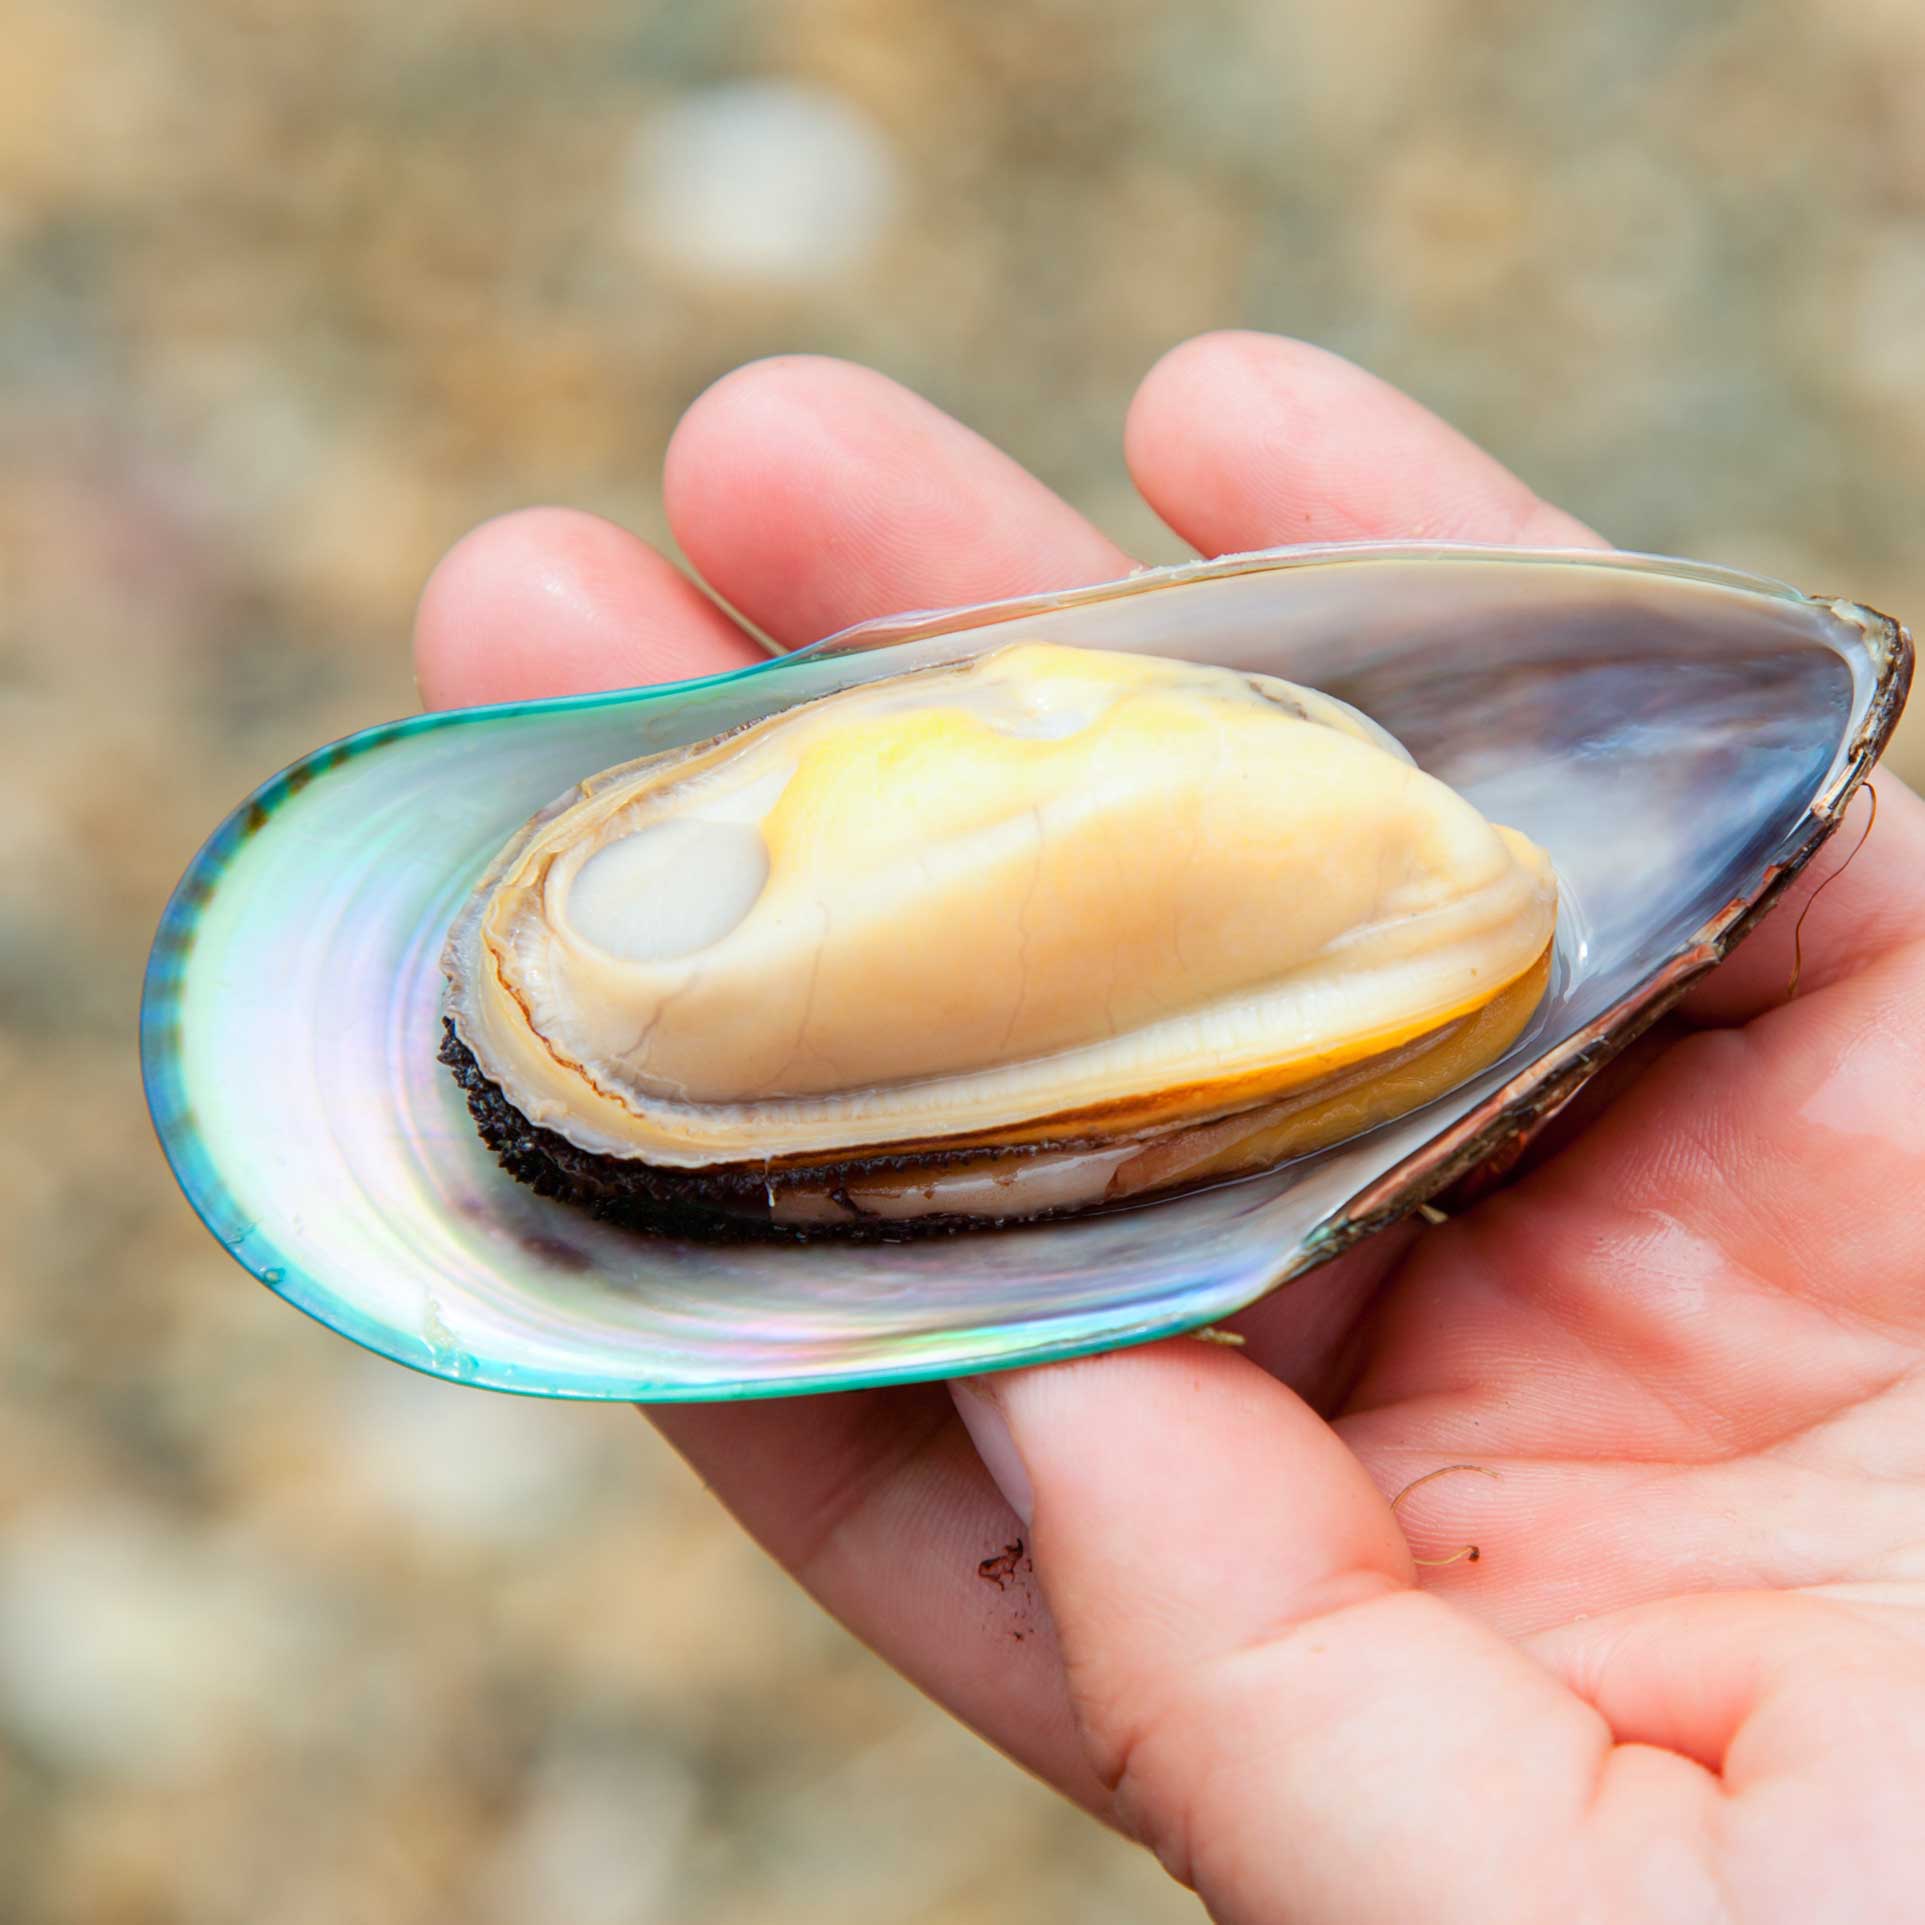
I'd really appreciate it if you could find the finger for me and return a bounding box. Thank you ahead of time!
[645,1389,1110,1809]
[1528,1588,1925,1776]
[663,355,1133,646]
[413,505,761,708]
[1528,1590,1925,1920]
[1124,333,1925,1024]
[962,1344,1693,1923]
[1125,331,1603,554]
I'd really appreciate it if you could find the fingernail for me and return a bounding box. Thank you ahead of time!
[950,1377,1034,1526]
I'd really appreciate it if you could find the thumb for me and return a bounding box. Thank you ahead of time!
[951,1343,1619,1925]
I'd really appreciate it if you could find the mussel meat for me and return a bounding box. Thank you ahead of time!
[440,641,1558,1235]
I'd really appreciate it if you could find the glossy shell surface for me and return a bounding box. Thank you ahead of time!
[141,545,1911,1400]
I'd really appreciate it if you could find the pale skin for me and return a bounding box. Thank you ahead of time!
[414,333,1925,1924]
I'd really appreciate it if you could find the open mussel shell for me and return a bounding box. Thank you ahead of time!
[142,545,1911,1401]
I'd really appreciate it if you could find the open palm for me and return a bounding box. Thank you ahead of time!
[415,334,1925,1923]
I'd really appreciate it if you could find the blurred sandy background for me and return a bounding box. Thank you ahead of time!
[4,0,1924,1919]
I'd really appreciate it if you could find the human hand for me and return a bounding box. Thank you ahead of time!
[414,334,1925,1923]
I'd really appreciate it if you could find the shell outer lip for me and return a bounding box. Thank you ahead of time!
[138,544,1915,1402]
[805,540,1828,661]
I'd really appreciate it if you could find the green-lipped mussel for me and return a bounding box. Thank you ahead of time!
[141,545,1910,1399]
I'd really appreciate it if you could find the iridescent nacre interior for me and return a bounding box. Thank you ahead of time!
[142,546,1907,1400]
